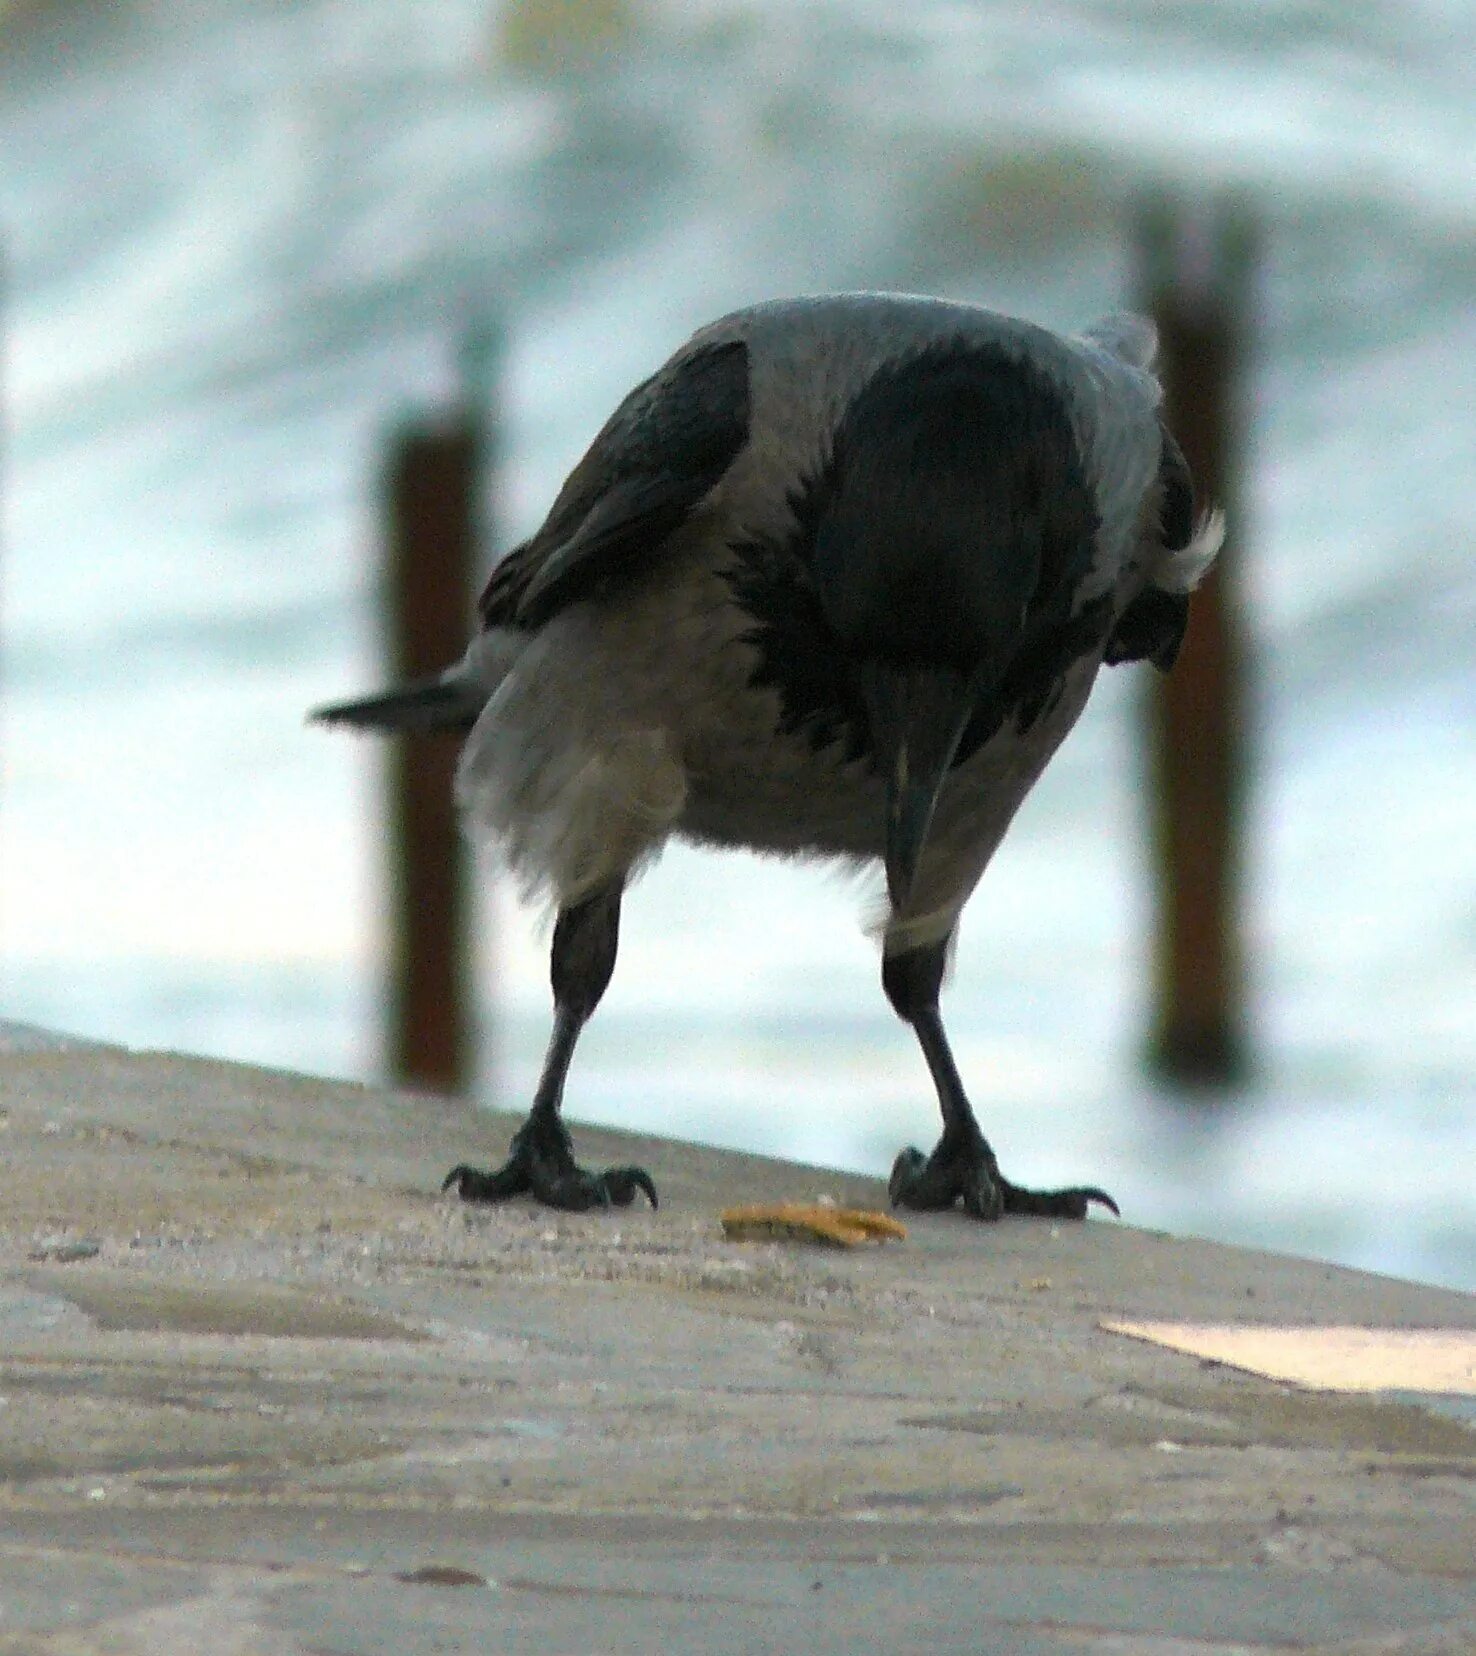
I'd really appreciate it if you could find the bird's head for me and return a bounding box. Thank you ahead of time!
[806,342,1098,675]
[800,341,1101,906]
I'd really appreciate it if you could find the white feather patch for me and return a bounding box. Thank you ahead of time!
[1157,508,1226,595]
[1080,311,1160,373]
[457,709,686,908]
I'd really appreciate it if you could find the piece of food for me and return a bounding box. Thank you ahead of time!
[720,1203,907,1248]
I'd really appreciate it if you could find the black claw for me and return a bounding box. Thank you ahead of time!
[441,1130,658,1213]
[890,1138,1116,1223]
[890,1143,1004,1220]
[527,1171,603,1213]
[525,1156,659,1214]
[442,1160,530,1203]
[998,1178,1120,1220]
[603,1167,659,1210]
[960,1164,1005,1223]
[887,1147,928,1207]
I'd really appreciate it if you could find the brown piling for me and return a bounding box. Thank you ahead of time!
[1139,198,1254,1087]
[383,410,482,1094]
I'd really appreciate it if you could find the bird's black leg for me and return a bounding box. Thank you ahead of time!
[443,886,657,1212]
[883,938,1118,1221]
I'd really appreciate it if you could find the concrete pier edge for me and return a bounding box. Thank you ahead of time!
[1,1024,1472,1653]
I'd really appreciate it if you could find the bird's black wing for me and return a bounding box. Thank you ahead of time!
[480,338,750,629]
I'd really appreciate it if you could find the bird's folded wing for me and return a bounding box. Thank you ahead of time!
[479,337,750,629]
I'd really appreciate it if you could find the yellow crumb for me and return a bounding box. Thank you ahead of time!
[720,1202,907,1248]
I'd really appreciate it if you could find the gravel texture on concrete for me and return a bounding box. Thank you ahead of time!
[0,1026,1472,1653]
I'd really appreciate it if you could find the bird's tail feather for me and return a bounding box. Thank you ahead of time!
[310,674,480,734]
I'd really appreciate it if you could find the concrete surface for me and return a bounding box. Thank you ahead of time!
[0,1024,1472,1654]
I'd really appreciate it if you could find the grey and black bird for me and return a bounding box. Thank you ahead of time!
[314,292,1222,1222]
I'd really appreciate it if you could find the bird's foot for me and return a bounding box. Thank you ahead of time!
[442,1113,657,1212]
[889,1137,1117,1222]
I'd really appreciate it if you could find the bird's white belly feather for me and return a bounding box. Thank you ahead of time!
[456,544,1101,946]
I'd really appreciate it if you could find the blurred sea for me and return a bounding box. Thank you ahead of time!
[1,0,1473,1287]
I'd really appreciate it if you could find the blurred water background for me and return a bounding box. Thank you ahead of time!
[1,0,1473,1288]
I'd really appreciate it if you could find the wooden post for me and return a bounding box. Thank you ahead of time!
[384,411,481,1094]
[1139,198,1254,1087]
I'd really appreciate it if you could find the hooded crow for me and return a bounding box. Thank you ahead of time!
[315,292,1223,1222]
